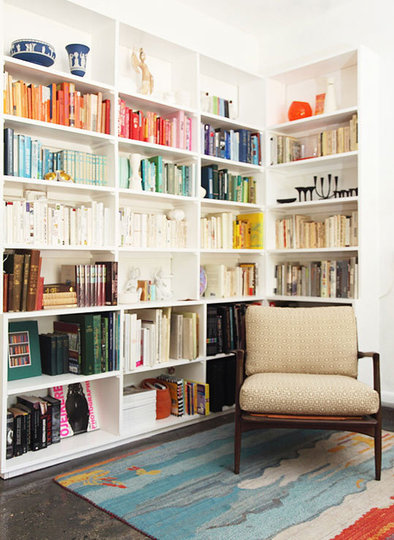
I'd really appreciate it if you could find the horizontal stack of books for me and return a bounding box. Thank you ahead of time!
[122,385,156,433]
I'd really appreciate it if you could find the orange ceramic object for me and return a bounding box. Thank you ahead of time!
[288,101,312,121]
[141,378,171,419]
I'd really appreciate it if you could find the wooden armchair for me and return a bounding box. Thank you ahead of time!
[234,306,382,480]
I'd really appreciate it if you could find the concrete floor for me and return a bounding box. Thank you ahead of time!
[0,409,393,540]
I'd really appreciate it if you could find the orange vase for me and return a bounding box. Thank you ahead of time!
[288,101,312,121]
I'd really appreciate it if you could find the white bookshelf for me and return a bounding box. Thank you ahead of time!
[0,0,377,478]
[0,0,265,478]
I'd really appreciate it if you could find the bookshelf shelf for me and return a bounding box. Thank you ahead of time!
[4,56,115,93]
[267,151,358,171]
[267,106,358,135]
[200,112,262,132]
[201,155,263,172]
[4,305,120,320]
[118,138,198,160]
[4,176,116,194]
[118,89,198,116]
[7,370,121,397]
[268,247,358,254]
[269,197,358,212]
[267,295,355,304]
[204,295,263,304]
[3,114,115,144]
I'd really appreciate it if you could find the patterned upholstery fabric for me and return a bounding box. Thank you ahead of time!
[239,373,380,416]
[245,306,358,377]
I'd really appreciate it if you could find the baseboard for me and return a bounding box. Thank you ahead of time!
[381,391,394,407]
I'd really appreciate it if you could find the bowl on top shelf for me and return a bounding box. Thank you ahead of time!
[288,101,312,121]
[10,39,56,67]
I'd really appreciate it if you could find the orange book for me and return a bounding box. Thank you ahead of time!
[75,92,80,129]
[58,89,64,125]
[38,84,43,122]
[27,86,32,119]
[97,91,102,133]
[69,83,76,128]
[61,82,70,126]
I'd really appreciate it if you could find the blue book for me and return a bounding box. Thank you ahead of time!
[24,135,31,178]
[17,134,25,177]
[201,166,214,198]
[237,129,249,163]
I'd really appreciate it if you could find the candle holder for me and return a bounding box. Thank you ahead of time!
[313,174,338,200]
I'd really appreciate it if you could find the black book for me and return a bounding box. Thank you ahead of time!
[42,395,61,444]
[4,127,14,176]
[15,403,31,452]
[8,408,25,456]
[6,411,14,459]
[16,395,47,450]
[39,333,58,375]
[206,306,218,356]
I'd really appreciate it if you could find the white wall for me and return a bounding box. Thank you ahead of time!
[257,0,394,405]
[72,0,260,73]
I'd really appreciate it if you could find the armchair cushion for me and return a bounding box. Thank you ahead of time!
[239,373,379,416]
[245,306,358,377]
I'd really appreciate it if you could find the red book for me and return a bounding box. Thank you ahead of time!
[62,82,70,126]
[104,99,111,135]
[35,276,44,310]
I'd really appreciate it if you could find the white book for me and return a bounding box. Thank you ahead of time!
[141,320,156,367]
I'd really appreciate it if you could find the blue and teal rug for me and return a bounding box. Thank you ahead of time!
[54,423,394,539]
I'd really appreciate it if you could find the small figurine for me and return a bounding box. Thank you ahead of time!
[153,268,173,300]
[122,267,142,303]
[128,153,143,190]
[131,47,154,95]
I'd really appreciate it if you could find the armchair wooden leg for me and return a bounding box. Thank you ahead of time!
[234,413,241,474]
[374,424,382,481]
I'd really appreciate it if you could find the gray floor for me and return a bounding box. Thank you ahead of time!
[0,409,393,540]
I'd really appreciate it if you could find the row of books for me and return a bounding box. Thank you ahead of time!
[203,263,257,298]
[202,124,262,165]
[275,212,358,249]
[3,73,111,133]
[269,114,358,165]
[206,303,249,357]
[55,312,120,374]
[4,249,42,312]
[7,394,61,458]
[200,92,235,118]
[3,128,108,185]
[201,165,257,203]
[119,154,195,197]
[118,100,193,151]
[123,308,199,371]
[157,374,209,417]
[119,209,187,249]
[200,211,264,249]
[7,381,100,458]
[60,261,118,308]
[4,192,110,247]
[273,258,358,298]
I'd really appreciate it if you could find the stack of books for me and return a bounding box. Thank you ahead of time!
[122,385,156,433]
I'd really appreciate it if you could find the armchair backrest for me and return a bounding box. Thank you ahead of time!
[245,306,358,377]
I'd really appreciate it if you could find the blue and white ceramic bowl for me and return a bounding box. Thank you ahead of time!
[10,39,56,67]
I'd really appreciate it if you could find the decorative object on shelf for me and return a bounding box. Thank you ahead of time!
[7,320,42,381]
[295,186,315,202]
[324,78,337,113]
[314,93,326,115]
[228,99,238,120]
[199,186,206,198]
[200,91,210,112]
[167,209,185,221]
[276,197,297,204]
[65,383,90,435]
[44,170,74,182]
[128,153,143,190]
[313,174,339,199]
[65,43,90,77]
[120,267,142,304]
[131,47,154,95]
[10,39,56,67]
[288,101,312,121]
[200,266,207,296]
[141,379,171,419]
[153,268,173,301]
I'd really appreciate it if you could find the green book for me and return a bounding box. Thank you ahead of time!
[148,155,163,192]
[60,314,101,375]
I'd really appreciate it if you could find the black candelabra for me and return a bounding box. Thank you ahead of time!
[314,174,338,199]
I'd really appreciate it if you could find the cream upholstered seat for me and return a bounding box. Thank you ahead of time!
[234,305,382,479]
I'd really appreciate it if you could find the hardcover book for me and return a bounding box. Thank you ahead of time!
[50,381,100,438]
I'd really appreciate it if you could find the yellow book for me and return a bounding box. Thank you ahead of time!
[236,212,264,249]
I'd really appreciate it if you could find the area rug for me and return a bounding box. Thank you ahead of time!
[54,423,394,539]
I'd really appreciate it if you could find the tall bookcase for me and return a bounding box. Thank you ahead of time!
[0,1,378,479]
[0,0,265,477]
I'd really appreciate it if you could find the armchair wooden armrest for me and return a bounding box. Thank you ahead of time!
[358,351,381,395]
[233,349,245,413]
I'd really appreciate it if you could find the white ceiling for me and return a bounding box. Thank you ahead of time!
[177,0,348,36]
